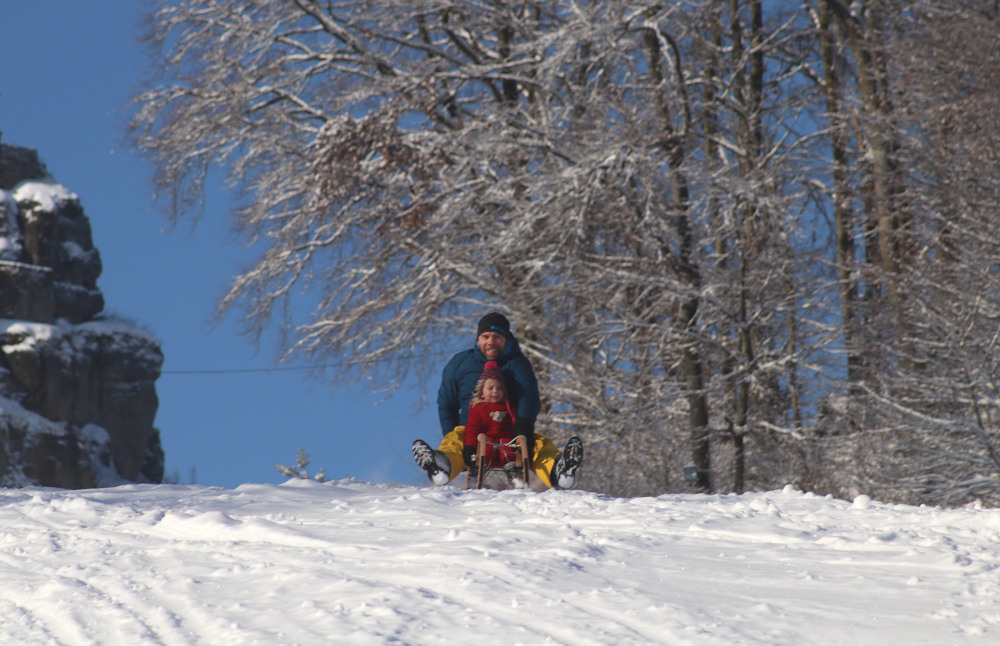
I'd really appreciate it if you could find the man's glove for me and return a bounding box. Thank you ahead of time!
[462,445,477,467]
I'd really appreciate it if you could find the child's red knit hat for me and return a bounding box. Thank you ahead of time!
[480,360,504,384]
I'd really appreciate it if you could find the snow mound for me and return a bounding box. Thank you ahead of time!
[0,480,997,644]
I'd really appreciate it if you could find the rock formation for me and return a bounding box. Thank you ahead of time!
[0,142,164,488]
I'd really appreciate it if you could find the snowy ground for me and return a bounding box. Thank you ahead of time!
[0,480,998,645]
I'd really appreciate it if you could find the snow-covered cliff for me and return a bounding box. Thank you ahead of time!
[0,142,163,488]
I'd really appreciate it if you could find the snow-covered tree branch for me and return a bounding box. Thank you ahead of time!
[130,0,1000,504]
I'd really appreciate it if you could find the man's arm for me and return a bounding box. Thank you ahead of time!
[509,356,541,422]
[508,357,539,449]
[437,355,462,436]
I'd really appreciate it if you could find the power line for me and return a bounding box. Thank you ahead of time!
[161,364,322,375]
[160,354,411,375]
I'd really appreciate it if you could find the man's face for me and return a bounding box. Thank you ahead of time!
[477,331,507,360]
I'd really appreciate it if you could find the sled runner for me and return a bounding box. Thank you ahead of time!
[465,434,531,490]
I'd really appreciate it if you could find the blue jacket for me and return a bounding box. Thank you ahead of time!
[437,335,540,436]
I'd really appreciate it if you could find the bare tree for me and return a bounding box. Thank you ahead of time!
[861,0,1000,505]
[127,1,851,497]
[794,0,1000,506]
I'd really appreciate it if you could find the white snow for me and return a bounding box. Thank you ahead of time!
[77,318,160,345]
[12,180,77,214]
[61,240,96,263]
[0,393,70,442]
[0,319,57,350]
[0,480,997,645]
[0,190,24,260]
[1,318,161,368]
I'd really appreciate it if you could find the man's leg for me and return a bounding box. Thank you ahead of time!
[551,436,583,489]
[528,435,583,490]
[437,426,467,481]
[413,426,469,485]
[529,434,561,489]
[412,438,452,485]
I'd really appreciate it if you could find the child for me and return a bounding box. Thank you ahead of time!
[463,360,519,473]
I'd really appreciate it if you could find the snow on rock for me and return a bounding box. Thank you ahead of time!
[0,317,163,486]
[0,480,996,645]
[0,189,24,260]
[11,180,79,215]
[0,157,104,325]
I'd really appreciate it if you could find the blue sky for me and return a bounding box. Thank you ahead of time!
[0,1,437,488]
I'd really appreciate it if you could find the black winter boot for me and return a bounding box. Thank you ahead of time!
[412,439,452,486]
[551,436,583,489]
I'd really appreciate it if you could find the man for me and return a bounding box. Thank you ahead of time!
[412,312,583,489]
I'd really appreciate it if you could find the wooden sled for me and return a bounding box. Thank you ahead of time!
[465,434,531,490]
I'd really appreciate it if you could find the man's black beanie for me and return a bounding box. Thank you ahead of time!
[477,312,511,338]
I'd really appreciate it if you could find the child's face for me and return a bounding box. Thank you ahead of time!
[482,378,505,403]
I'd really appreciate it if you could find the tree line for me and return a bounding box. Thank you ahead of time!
[128,0,1000,505]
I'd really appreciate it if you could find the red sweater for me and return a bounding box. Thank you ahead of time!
[465,401,516,467]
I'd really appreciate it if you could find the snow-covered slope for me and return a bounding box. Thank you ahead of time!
[0,480,997,644]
